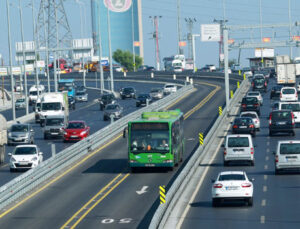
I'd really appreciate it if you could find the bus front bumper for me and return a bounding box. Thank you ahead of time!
[129,162,174,168]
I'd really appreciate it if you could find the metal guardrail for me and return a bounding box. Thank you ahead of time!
[149,79,249,229]
[0,84,194,210]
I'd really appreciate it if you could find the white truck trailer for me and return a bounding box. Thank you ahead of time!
[0,114,7,164]
[276,55,296,85]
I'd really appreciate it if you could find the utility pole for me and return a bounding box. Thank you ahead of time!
[6,0,16,120]
[18,0,29,115]
[41,1,50,92]
[131,2,136,72]
[150,16,162,71]
[107,6,114,92]
[177,0,183,54]
[288,0,293,58]
[214,18,228,68]
[192,34,200,73]
[97,0,104,94]
[185,18,196,59]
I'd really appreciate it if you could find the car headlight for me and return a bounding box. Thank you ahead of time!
[32,157,38,161]
[80,131,87,136]
[11,157,16,162]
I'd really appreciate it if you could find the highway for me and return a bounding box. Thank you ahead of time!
[179,77,300,229]
[0,75,240,228]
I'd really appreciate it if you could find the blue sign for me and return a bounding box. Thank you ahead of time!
[101,60,109,66]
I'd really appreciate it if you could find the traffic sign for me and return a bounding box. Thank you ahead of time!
[0,68,7,76]
[201,24,221,42]
[12,67,21,75]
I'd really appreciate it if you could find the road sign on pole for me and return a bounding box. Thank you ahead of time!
[201,24,221,42]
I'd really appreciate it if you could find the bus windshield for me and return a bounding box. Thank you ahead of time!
[130,123,170,153]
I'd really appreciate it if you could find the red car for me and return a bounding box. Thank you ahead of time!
[63,121,90,142]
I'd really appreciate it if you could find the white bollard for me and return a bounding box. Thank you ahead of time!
[173,74,176,80]
[186,76,190,82]
[151,72,154,78]
[51,144,56,157]
[124,71,127,77]
[190,78,193,85]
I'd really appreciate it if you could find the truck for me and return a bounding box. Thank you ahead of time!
[58,79,76,98]
[0,114,7,164]
[29,85,45,105]
[276,55,296,85]
[294,57,300,77]
[39,92,69,126]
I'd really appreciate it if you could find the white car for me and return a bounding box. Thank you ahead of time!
[280,87,298,102]
[173,66,183,73]
[274,140,300,174]
[223,134,255,166]
[240,111,260,130]
[8,145,43,172]
[15,85,24,92]
[212,171,254,207]
[163,84,177,94]
[246,91,263,105]
[279,102,300,125]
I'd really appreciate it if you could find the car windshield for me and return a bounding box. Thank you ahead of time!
[138,94,149,99]
[280,143,300,155]
[46,118,64,126]
[281,103,300,112]
[254,78,264,83]
[165,85,175,88]
[16,99,25,103]
[42,102,61,111]
[272,111,291,120]
[102,95,113,100]
[282,89,295,94]
[11,125,28,132]
[76,92,85,96]
[248,92,259,96]
[218,174,246,181]
[242,97,258,104]
[151,89,161,93]
[14,147,37,155]
[228,137,249,147]
[234,118,252,125]
[106,104,119,110]
[67,122,85,129]
[123,88,134,92]
[241,113,257,118]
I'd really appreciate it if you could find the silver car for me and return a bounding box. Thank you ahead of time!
[8,123,34,145]
[103,104,123,121]
[15,98,26,109]
[150,88,164,100]
[240,111,260,131]
[75,91,88,102]
[246,91,263,105]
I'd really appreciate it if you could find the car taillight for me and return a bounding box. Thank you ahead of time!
[233,125,238,128]
[242,104,246,108]
[224,148,227,155]
[254,103,259,107]
[280,93,282,98]
[269,114,272,125]
[213,183,223,188]
[242,183,252,188]
[264,82,267,86]
[250,147,254,154]
[275,155,278,163]
[249,124,254,128]
[252,82,254,87]
[292,113,295,125]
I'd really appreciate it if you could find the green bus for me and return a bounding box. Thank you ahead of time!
[128,110,184,171]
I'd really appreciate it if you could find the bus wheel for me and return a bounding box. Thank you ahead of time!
[130,167,138,173]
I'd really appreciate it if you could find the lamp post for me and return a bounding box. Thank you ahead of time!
[192,34,200,73]
[107,5,114,92]
[6,0,16,120]
[17,0,29,115]
[131,1,136,72]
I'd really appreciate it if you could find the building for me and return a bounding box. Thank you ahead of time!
[91,0,144,61]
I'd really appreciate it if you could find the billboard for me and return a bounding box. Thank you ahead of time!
[255,48,274,58]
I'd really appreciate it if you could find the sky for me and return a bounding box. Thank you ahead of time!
[0,0,300,68]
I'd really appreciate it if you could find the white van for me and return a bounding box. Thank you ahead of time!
[280,87,298,102]
[274,140,300,174]
[223,134,255,166]
[279,102,300,125]
[29,85,45,105]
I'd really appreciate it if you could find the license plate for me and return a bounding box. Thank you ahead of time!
[277,122,286,125]
[225,186,238,190]
[239,126,247,128]
[51,133,59,135]
[145,164,155,167]
[248,105,253,107]
[19,162,28,165]
[70,135,78,138]
[233,149,244,152]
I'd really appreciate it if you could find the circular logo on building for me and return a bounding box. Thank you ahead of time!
[104,0,132,13]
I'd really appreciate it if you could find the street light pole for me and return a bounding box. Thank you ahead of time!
[131,2,136,72]
[223,28,230,114]
[177,0,183,54]
[288,0,293,58]
[107,6,114,92]
[19,0,29,115]
[42,1,50,92]
[6,0,16,120]
[192,34,200,73]
[97,0,104,93]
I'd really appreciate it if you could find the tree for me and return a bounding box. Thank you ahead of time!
[113,49,143,71]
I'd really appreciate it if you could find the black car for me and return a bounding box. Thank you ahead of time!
[136,94,152,107]
[270,85,283,99]
[99,93,117,110]
[269,110,295,136]
[76,85,86,93]
[232,117,256,137]
[241,97,261,115]
[252,76,267,92]
[68,96,76,110]
[120,87,136,99]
